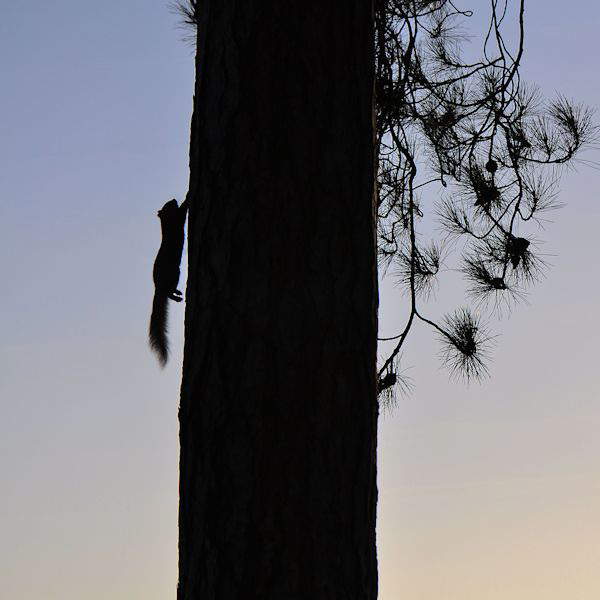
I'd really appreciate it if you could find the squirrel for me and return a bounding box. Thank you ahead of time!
[149,197,188,367]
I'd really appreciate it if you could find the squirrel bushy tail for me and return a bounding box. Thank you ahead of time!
[149,292,169,367]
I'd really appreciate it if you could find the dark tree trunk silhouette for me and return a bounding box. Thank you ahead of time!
[178,2,378,599]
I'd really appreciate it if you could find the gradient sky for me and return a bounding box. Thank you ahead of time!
[1,2,599,599]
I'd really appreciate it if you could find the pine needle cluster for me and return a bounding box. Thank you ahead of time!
[375,0,594,398]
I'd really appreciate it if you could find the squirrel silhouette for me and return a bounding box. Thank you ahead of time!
[149,198,188,366]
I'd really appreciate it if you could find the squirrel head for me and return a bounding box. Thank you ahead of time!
[158,199,179,219]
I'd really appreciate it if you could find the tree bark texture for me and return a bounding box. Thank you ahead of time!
[179,2,377,598]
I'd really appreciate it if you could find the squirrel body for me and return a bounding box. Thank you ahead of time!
[149,198,188,366]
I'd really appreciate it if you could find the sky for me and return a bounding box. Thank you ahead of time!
[1,2,599,599]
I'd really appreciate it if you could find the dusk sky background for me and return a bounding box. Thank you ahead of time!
[1,2,599,598]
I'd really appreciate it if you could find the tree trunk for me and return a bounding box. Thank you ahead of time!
[178,2,377,598]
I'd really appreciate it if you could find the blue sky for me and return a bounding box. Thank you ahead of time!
[1,2,599,598]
